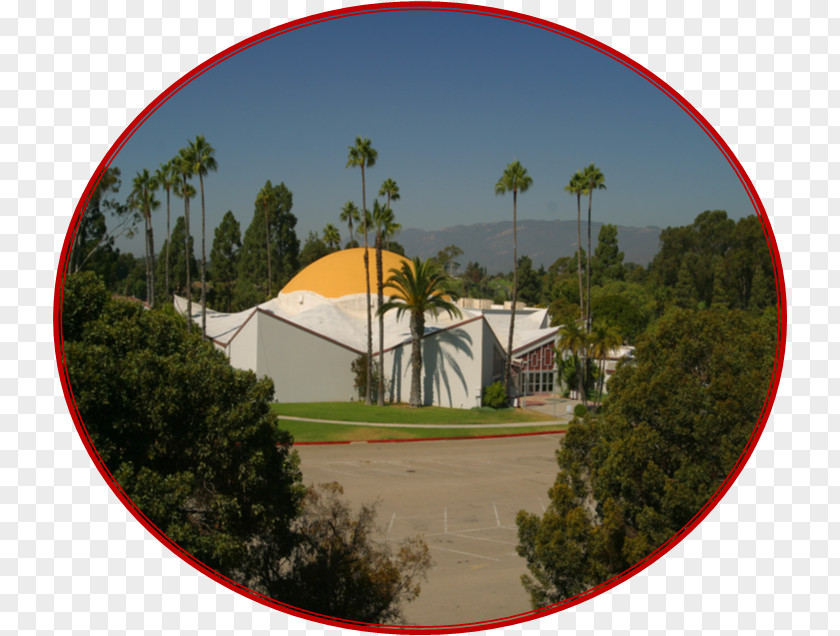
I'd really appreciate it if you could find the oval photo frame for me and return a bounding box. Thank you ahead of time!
[55,3,786,633]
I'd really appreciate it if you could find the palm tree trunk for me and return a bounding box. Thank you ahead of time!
[410,313,424,407]
[165,187,171,300]
[200,173,206,337]
[148,216,155,308]
[577,193,584,323]
[361,166,372,406]
[504,190,518,398]
[264,201,272,298]
[144,213,151,305]
[376,230,385,406]
[184,186,192,332]
[587,192,593,332]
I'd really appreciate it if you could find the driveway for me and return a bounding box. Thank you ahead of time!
[295,433,564,627]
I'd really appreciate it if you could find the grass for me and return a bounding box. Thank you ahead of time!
[272,401,555,425]
[271,402,564,443]
[277,420,565,443]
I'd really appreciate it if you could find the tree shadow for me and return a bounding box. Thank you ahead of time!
[422,327,474,408]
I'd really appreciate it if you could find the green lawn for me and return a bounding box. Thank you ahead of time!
[272,401,555,425]
[277,420,566,443]
[271,402,564,443]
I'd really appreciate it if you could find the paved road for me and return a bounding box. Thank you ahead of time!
[295,433,565,628]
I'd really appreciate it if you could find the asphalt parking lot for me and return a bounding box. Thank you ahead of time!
[295,433,565,627]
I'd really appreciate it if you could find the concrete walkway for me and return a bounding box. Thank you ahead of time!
[275,414,570,429]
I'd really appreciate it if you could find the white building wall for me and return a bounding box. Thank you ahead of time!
[382,319,488,409]
[254,311,359,403]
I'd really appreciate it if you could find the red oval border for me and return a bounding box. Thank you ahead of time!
[53,3,788,633]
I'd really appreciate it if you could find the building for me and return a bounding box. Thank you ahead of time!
[175,248,560,409]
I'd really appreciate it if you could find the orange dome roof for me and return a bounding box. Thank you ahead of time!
[280,248,412,298]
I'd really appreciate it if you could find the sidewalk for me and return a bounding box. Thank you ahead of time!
[274,414,571,429]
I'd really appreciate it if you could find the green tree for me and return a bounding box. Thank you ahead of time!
[209,211,241,312]
[128,168,160,307]
[322,223,341,251]
[154,160,177,300]
[239,181,299,300]
[564,170,587,324]
[495,160,533,395]
[346,137,378,405]
[62,272,430,623]
[172,149,195,330]
[69,166,134,287]
[339,201,361,249]
[434,245,464,277]
[591,224,624,287]
[156,216,197,303]
[587,321,622,402]
[557,321,588,404]
[185,135,218,336]
[299,231,330,269]
[516,307,776,607]
[372,198,401,407]
[378,257,462,408]
[280,482,431,623]
[62,272,305,585]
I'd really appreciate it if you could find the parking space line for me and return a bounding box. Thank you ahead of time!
[428,545,501,562]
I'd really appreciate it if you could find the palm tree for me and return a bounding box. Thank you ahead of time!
[495,160,533,397]
[372,199,401,406]
[582,163,606,331]
[557,321,588,405]
[255,182,274,297]
[322,223,340,251]
[129,169,160,308]
[154,160,176,300]
[339,201,360,249]
[346,137,378,405]
[378,257,462,408]
[379,178,400,211]
[588,321,622,405]
[173,150,195,330]
[564,170,587,324]
[187,136,218,337]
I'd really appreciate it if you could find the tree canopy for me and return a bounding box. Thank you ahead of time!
[61,271,431,624]
[516,306,777,608]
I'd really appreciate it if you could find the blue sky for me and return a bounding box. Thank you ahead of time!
[107,9,755,256]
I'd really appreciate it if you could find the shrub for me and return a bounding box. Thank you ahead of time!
[483,381,509,409]
[573,403,588,418]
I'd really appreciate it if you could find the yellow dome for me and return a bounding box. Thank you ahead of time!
[280,248,412,298]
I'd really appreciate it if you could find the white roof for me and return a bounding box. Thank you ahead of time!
[175,291,557,354]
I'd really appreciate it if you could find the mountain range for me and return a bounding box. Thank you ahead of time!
[397,220,662,274]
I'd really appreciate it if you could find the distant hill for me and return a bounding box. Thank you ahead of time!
[398,220,662,274]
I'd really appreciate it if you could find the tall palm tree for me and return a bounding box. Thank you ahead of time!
[255,182,275,297]
[582,163,606,331]
[187,136,218,337]
[557,320,588,406]
[129,169,160,308]
[564,170,587,324]
[173,150,195,330]
[372,199,400,406]
[346,137,378,405]
[379,178,400,211]
[322,223,341,251]
[378,257,462,408]
[588,321,622,405]
[339,201,360,249]
[154,160,176,300]
[495,160,533,397]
